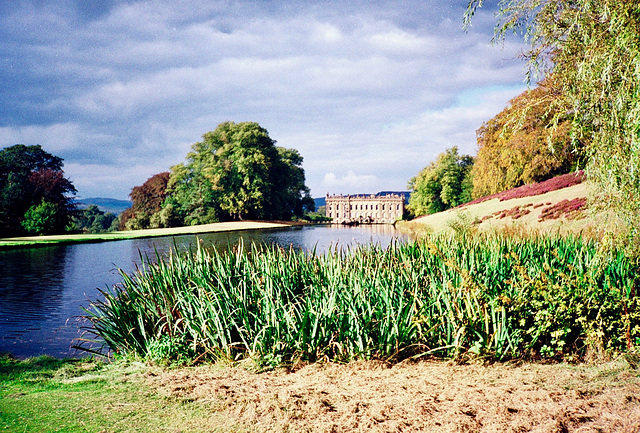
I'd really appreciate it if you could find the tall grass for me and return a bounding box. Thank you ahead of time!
[79,233,639,365]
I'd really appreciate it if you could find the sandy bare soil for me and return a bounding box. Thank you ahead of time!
[149,359,640,432]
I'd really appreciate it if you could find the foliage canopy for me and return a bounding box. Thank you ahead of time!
[472,78,580,198]
[73,205,118,234]
[125,122,314,229]
[165,122,313,224]
[408,147,473,216]
[0,144,76,236]
[120,172,170,230]
[466,0,640,245]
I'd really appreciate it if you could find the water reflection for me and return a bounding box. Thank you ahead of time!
[0,225,406,358]
[0,246,68,319]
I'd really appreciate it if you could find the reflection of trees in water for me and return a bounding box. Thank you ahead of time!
[127,226,407,259]
[187,225,407,254]
[0,245,68,318]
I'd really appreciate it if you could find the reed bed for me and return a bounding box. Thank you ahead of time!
[80,233,639,365]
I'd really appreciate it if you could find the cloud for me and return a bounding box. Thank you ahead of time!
[65,161,170,200]
[322,171,378,192]
[0,0,527,199]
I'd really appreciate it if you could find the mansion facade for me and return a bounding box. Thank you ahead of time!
[325,193,405,224]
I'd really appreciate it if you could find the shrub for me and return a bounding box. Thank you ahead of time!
[80,234,639,365]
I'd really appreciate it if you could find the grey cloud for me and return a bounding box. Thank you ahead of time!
[0,0,524,199]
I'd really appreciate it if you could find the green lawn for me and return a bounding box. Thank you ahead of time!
[0,356,231,433]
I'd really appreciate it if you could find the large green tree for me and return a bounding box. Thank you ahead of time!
[164,121,313,225]
[271,147,315,219]
[0,144,76,236]
[466,0,640,244]
[408,147,474,216]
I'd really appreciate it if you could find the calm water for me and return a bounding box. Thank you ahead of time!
[0,225,406,358]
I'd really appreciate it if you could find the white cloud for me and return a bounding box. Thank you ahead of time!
[65,162,171,200]
[0,0,528,200]
[322,171,378,192]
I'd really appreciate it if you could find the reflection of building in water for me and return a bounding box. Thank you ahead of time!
[325,193,405,224]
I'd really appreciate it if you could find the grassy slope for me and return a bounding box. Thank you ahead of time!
[400,180,601,235]
[0,221,291,249]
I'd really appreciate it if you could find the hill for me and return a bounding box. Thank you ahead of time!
[75,197,132,215]
[400,172,603,236]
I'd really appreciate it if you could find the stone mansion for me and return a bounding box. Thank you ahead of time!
[325,193,405,224]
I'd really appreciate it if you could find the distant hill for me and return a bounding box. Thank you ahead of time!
[75,197,132,215]
[314,191,410,209]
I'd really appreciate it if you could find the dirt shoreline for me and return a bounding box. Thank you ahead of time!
[149,359,640,432]
[0,220,294,249]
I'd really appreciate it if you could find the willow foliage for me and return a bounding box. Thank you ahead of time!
[467,0,640,247]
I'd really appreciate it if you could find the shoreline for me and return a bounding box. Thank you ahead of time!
[0,220,295,249]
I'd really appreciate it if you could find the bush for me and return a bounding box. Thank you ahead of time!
[80,234,639,365]
[21,201,65,235]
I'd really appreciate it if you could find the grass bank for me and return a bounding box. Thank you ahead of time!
[0,356,223,433]
[0,221,292,249]
[400,182,595,236]
[82,232,639,365]
[2,355,639,432]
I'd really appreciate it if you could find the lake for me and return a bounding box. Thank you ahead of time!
[0,224,407,358]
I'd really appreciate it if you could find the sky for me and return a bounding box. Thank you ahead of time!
[0,0,528,200]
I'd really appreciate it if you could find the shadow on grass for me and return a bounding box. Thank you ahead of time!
[0,354,100,382]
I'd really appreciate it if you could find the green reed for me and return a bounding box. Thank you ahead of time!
[79,233,639,365]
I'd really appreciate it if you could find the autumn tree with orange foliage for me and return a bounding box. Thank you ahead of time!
[471,79,581,198]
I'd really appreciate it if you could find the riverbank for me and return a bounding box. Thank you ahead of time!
[2,356,639,432]
[397,173,606,238]
[0,221,293,249]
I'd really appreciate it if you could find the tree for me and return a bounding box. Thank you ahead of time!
[472,77,579,198]
[271,147,315,219]
[466,0,640,244]
[165,121,313,225]
[201,122,278,220]
[0,144,76,236]
[408,147,474,216]
[162,163,219,227]
[120,172,170,230]
[21,201,65,235]
[73,205,117,234]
